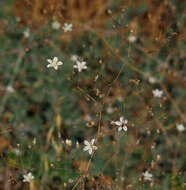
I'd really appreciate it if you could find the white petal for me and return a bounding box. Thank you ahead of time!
[120,117,124,122]
[93,146,97,150]
[54,66,58,70]
[53,57,58,62]
[123,126,128,131]
[57,61,63,65]
[88,148,92,155]
[84,140,89,146]
[47,64,52,68]
[118,127,122,131]
[83,146,89,151]
[47,59,52,63]
[124,120,128,124]
[115,121,121,126]
[91,139,95,144]
[73,65,78,68]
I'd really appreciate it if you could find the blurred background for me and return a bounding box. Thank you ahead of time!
[0,0,185,189]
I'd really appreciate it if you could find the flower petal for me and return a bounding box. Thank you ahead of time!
[47,59,52,63]
[123,126,127,131]
[118,127,122,131]
[53,57,58,62]
[57,61,63,65]
[91,139,95,144]
[120,117,124,122]
[93,146,97,150]
[88,148,92,155]
[84,140,89,145]
[83,146,89,151]
[115,121,121,126]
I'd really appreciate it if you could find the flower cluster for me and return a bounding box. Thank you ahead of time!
[46,55,87,72]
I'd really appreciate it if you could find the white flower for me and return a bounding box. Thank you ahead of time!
[152,89,163,98]
[23,28,30,38]
[6,85,15,93]
[71,55,78,62]
[63,23,73,32]
[176,123,185,132]
[111,117,128,132]
[73,61,87,72]
[128,35,136,43]
[106,107,114,114]
[52,21,61,30]
[83,139,97,155]
[143,171,153,181]
[47,57,63,70]
[23,172,34,183]
[65,139,72,146]
[149,77,156,84]
[76,141,80,148]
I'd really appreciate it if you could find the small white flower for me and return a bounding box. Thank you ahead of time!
[65,139,72,147]
[47,57,63,70]
[83,139,97,155]
[176,123,185,132]
[149,77,156,84]
[106,107,114,114]
[111,117,128,132]
[76,141,80,148]
[52,21,61,30]
[128,35,136,43]
[63,23,73,32]
[143,171,153,181]
[73,61,87,72]
[23,28,30,38]
[6,85,15,93]
[152,89,163,98]
[71,55,79,62]
[23,172,34,183]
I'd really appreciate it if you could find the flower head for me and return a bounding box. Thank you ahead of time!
[111,117,128,132]
[73,61,87,72]
[149,77,156,84]
[71,55,79,62]
[83,139,97,155]
[47,57,63,70]
[143,171,153,181]
[63,23,73,32]
[23,28,30,38]
[52,21,61,30]
[6,85,15,93]
[176,123,185,132]
[128,35,137,43]
[23,172,34,183]
[152,89,163,98]
[65,139,72,147]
